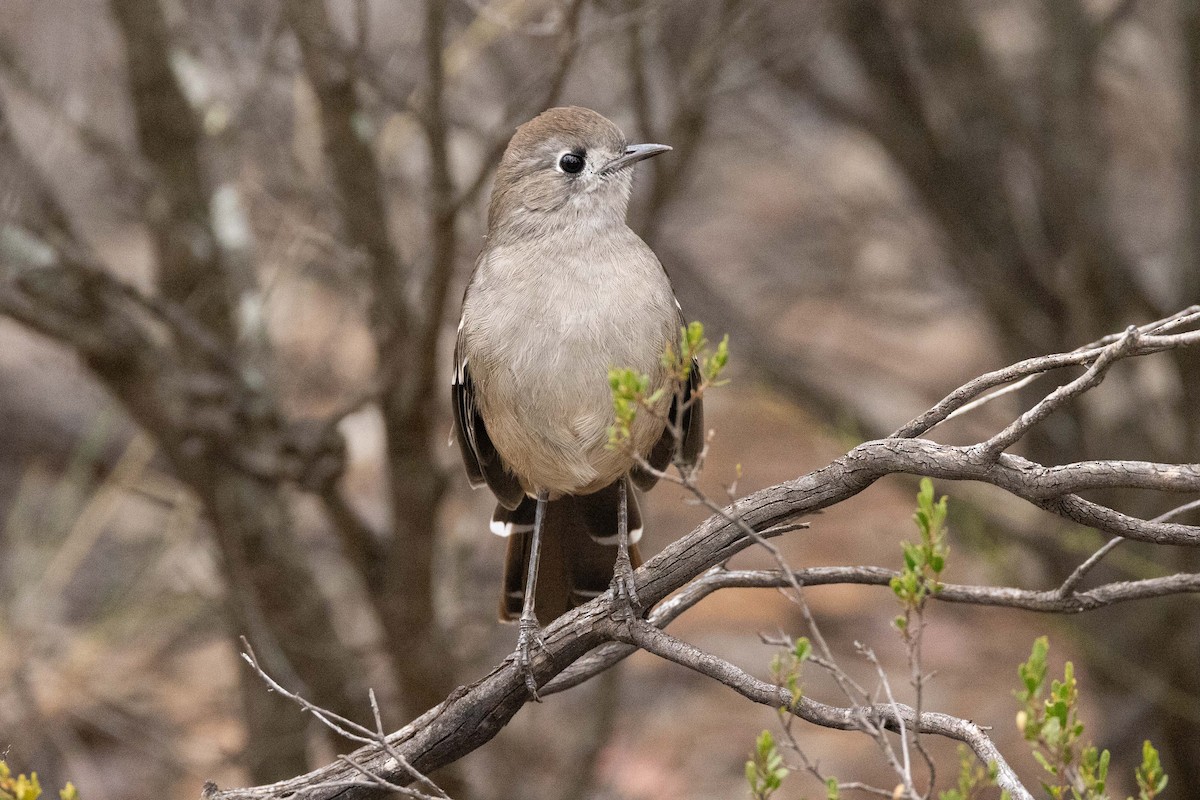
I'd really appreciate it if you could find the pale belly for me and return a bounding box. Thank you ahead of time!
[464,277,677,496]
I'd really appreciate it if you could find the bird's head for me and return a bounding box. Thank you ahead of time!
[486,106,670,239]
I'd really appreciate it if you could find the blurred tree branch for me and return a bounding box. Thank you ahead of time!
[283,6,460,774]
[0,37,147,193]
[0,0,377,781]
[437,0,586,218]
[748,0,1179,459]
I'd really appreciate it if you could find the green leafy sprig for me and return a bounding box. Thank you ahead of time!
[891,478,950,633]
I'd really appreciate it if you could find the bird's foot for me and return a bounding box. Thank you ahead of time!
[515,613,545,701]
[610,550,643,620]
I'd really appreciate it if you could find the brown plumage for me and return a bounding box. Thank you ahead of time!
[452,106,703,629]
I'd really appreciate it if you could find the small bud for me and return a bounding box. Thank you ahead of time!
[892,783,905,800]
[1016,709,1028,733]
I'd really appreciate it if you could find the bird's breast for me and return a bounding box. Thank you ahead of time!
[462,237,678,494]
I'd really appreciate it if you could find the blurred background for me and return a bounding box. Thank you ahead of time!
[0,0,1197,797]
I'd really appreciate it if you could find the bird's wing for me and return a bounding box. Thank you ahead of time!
[452,331,525,510]
[631,356,704,492]
[677,357,704,465]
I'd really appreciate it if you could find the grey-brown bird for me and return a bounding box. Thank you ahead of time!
[452,106,702,694]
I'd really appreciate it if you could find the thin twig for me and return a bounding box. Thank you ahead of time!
[1057,496,1200,597]
[893,311,1200,439]
[369,689,451,800]
[1056,537,1127,599]
[975,326,1140,458]
[635,450,868,707]
[240,640,449,799]
[619,620,1033,800]
[863,642,915,798]
[241,639,377,743]
[939,307,1200,430]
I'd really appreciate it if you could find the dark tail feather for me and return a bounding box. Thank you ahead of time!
[498,477,643,622]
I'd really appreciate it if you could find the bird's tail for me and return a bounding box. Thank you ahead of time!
[496,477,643,622]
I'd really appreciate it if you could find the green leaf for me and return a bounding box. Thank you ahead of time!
[746,730,787,799]
[1018,636,1049,699]
[917,477,934,512]
[1136,739,1168,799]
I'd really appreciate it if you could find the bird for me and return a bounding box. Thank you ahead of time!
[451,106,703,696]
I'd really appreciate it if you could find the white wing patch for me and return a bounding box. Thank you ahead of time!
[490,519,535,538]
[591,525,643,545]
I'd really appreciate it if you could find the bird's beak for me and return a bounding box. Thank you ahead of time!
[601,143,672,174]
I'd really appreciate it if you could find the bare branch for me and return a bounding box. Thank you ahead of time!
[617,620,1034,800]
[544,564,1200,699]
[976,325,1139,458]
[892,308,1200,439]
[1055,537,1127,599]
[241,640,377,744]
[672,568,1200,616]
[857,643,914,798]
[201,310,1200,800]
[1056,497,1200,597]
[240,640,447,800]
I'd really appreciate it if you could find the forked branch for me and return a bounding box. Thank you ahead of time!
[203,310,1200,800]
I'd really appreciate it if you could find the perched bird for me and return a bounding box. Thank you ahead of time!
[452,106,703,694]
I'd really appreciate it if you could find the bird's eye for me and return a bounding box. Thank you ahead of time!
[558,152,585,174]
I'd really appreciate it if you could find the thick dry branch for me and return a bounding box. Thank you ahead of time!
[204,428,1200,798]
[203,311,1200,799]
[108,0,237,339]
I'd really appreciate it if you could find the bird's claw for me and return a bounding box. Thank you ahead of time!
[515,614,545,700]
[611,552,643,620]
